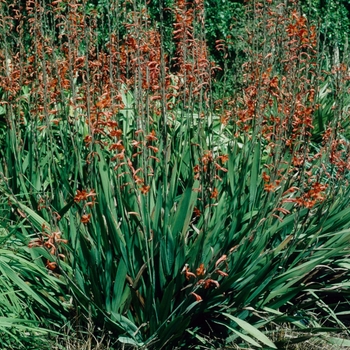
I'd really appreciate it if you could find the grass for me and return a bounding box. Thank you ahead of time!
[47,329,350,350]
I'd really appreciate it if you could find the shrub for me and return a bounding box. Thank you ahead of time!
[1,0,350,348]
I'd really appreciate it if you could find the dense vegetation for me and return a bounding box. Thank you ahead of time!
[1,0,350,348]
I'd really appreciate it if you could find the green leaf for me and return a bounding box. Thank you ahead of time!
[159,280,175,323]
[0,259,49,310]
[111,259,128,313]
[223,313,277,349]
[225,326,262,347]
[170,183,197,238]
[322,336,350,347]
[249,141,260,211]
[118,336,144,347]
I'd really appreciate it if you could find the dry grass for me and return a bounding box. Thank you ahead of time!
[49,317,117,350]
[279,336,350,350]
[52,331,115,350]
[48,328,350,350]
[271,329,350,350]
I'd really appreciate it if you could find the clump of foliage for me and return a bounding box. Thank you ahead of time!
[1,0,350,349]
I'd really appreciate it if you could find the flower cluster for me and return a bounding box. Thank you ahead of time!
[182,254,228,302]
[28,225,67,271]
[74,189,97,224]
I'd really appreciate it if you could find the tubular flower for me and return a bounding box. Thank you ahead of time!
[145,130,158,142]
[182,264,196,280]
[204,279,220,289]
[196,263,206,276]
[140,185,150,194]
[81,214,92,224]
[210,188,219,199]
[74,189,96,203]
[46,260,58,271]
[216,269,228,277]
[215,254,227,268]
[193,207,201,218]
[190,292,202,302]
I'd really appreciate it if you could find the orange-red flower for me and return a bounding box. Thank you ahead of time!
[109,141,124,151]
[216,269,228,277]
[28,238,43,248]
[74,189,96,203]
[193,207,201,218]
[204,279,220,289]
[81,214,91,224]
[148,145,159,153]
[182,265,196,280]
[215,254,227,268]
[217,154,229,164]
[262,171,270,182]
[134,175,144,185]
[110,129,122,138]
[46,260,57,271]
[210,188,219,199]
[84,135,92,144]
[145,130,158,142]
[264,183,276,192]
[190,292,202,302]
[215,162,228,172]
[140,185,150,194]
[196,263,206,276]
